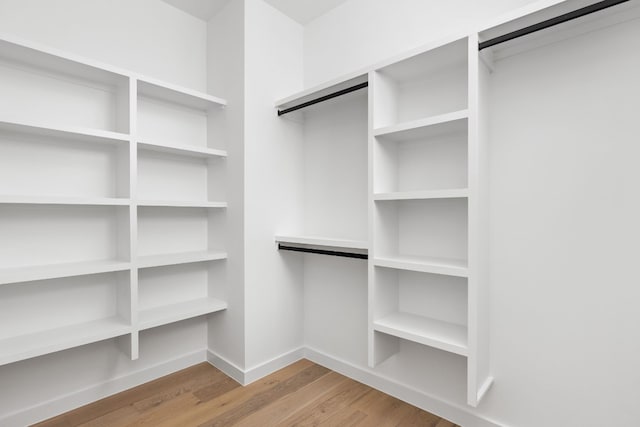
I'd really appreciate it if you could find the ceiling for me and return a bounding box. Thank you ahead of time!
[162,0,349,24]
[162,0,232,21]
[263,0,350,24]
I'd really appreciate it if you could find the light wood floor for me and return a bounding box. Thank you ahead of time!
[35,359,459,427]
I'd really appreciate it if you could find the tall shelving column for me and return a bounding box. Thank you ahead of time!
[368,35,491,406]
[467,32,492,406]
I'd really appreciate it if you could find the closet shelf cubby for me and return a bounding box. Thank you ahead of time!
[137,140,227,159]
[0,196,130,206]
[0,317,131,367]
[373,255,468,278]
[373,189,468,201]
[373,109,468,141]
[373,312,468,357]
[136,200,227,208]
[138,297,227,331]
[275,235,368,251]
[137,78,226,110]
[0,260,131,286]
[0,118,130,144]
[137,251,227,269]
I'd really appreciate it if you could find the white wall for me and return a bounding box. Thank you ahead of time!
[0,1,213,424]
[243,0,306,369]
[0,0,207,90]
[206,0,247,373]
[483,18,640,426]
[303,0,538,86]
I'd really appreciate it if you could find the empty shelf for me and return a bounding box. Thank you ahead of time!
[137,200,227,208]
[374,312,468,356]
[0,196,130,206]
[138,140,227,158]
[374,255,468,277]
[137,251,227,269]
[374,189,469,201]
[0,118,130,144]
[139,298,227,330]
[0,260,131,285]
[0,317,131,366]
[137,78,226,110]
[374,110,468,142]
[275,235,368,251]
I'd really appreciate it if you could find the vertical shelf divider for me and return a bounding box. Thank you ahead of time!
[466,32,492,406]
[128,77,140,360]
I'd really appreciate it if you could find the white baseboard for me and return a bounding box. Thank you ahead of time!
[244,346,305,385]
[303,347,504,427]
[0,349,208,427]
[206,346,304,386]
[206,349,245,384]
[3,346,507,427]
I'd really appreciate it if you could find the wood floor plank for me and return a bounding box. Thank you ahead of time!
[35,363,217,427]
[152,359,316,427]
[197,363,331,427]
[34,359,459,427]
[278,375,372,426]
[232,371,347,427]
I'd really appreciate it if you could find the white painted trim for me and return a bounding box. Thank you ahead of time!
[206,349,245,385]
[244,347,305,385]
[303,346,504,427]
[207,346,305,386]
[0,349,208,427]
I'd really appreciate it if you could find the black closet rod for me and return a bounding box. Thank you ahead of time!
[278,244,368,260]
[277,81,368,116]
[479,0,629,50]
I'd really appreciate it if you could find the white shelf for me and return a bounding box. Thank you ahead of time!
[137,251,227,269]
[374,189,469,201]
[0,317,131,366]
[374,110,468,142]
[137,200,227,208]
[275,235,368,251]
[275,74,368,111]
[0,260,131,285]
[0,118,130,145]
[373,312,468,356]
[139,298,227,331]
[138,140,227,158]
[374,255,468,277]
[137,78,226,110]
[0,196,130,206]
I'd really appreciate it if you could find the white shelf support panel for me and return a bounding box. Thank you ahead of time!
[0,260,132,286]
[0,119,130,145]
[374,189,469,201]
[373,255,468,278]
[138,140,227,159]
[275,235,369,259]
[0,196,130,206]
[137,251,228,269]
[136,200,227,208]
[373,312,468,357]
[137,78,226,110]
[373,110,469,142]
[0,318,131,367]
[138,298,227,331]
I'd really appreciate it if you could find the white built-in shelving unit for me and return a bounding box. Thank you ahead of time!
[274,30,490,406]
[0,34,229,367]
